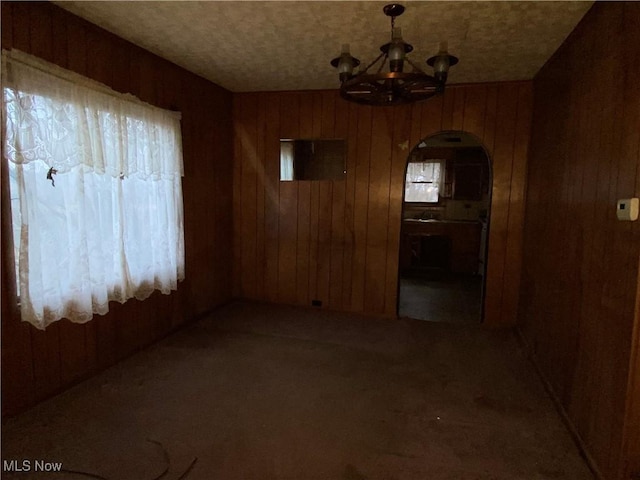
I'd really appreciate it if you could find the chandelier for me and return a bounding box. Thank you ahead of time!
[330,3,458,106]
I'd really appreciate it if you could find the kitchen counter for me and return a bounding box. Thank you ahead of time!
[404,218,481,224]
[400,219,482,274]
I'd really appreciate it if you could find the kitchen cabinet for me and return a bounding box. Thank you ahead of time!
[453,164,483,200]
[400,220,481,274]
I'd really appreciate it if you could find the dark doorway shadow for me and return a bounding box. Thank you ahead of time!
[397,131,492,324]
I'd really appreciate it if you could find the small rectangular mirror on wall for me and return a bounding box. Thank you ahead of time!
[280,139,346,181]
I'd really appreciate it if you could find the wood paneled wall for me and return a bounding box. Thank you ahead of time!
[1,2,234,415]
[519,3,640,479]
[233,82,532,327]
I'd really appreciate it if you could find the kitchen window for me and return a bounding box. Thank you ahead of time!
[2,50,185,330]
[404,161,443,203]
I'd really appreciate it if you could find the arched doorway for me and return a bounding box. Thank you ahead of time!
[397,131,492,323]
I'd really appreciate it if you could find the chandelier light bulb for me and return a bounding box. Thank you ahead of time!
[338,45,354,74]
[331,43,361,82]
[388,28,405,72]
[427,41,459,84]
[433,55,450,79]
[433,41,450,80]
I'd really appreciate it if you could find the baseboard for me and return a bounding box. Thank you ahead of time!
[514,327,604,480]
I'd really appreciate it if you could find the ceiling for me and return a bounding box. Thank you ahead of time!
[54,1,593,93]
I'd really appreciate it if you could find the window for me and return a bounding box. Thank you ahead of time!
[2,50,185,330]
[404,161,443,203]
[280,140,294,181]
[280,139,346,181]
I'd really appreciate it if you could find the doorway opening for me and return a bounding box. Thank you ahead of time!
[397,131,492,324]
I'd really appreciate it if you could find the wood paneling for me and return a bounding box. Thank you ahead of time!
[519,3,640,479]
[1,2,233,415]
[233,82,532,325]
[623,263,640,480]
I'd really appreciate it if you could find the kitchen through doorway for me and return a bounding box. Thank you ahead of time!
[397,131,492,324]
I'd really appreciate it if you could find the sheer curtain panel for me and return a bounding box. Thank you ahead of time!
[405,161,442,203]
[2,50,185,330]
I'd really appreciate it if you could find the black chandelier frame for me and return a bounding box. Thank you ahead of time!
[331,3,458,106]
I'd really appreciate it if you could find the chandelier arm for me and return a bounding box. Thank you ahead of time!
[406,57,428,75]
[360,51,386,74]
[376,55,389,74]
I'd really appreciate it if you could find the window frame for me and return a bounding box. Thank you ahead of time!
[2,49,185,329]
[404,159,445,205]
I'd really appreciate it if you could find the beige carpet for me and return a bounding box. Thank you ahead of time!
[2,301,593,480]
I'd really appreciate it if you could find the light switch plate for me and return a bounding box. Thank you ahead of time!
[616,198,639,221]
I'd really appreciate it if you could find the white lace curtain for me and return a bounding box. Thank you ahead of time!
[2,50,185,330]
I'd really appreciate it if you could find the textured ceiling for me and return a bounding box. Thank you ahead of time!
[54,1,593,93]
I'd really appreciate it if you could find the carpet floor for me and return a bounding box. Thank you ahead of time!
[2,301,593,480]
